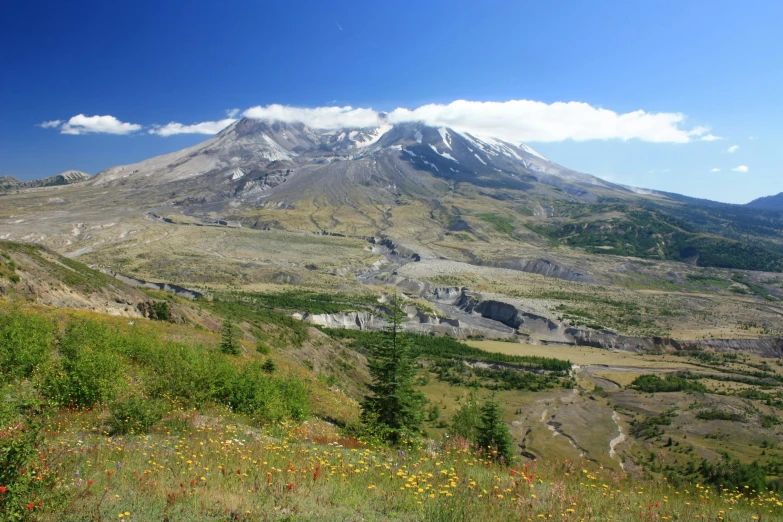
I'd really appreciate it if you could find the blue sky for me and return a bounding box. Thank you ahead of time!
[1,0,781,203]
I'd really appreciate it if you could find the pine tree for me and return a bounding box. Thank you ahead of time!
[261,357,277,373]
[450,390,482,441]
[220,318,240,355]
[361,296,424,445]
[476,399,514,462]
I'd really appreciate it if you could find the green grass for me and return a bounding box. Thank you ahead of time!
[476,213,515,236]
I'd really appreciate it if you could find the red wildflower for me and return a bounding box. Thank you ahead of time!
[87,480,93,486]
[288,482,294,491]
[0,486,6,494]
[27,502,35,510]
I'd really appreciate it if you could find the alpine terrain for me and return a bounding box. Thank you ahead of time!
[3,116,783,520]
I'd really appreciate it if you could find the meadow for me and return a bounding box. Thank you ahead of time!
[2,299,783,521]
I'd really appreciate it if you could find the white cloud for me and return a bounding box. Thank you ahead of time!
[387,99,708,143]
[60,114,141,135]
[687,126,721,141]
[37,120,62,129]
[40,99,720,145]
[243,104,382,129]
[726,145,740,153]
[148,118,237,137]
[710,168,721,172]
[732,165,749,173]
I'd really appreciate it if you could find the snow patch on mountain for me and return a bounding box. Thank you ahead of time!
[521,144,548,161]
[438,128,452,149]
[429,144,458,163]
[353,124,393,148]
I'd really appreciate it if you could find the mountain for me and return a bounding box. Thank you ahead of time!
[0,170,90,191]
[92,118,617,205]
[86,118,783,273]
[747,192,783,210]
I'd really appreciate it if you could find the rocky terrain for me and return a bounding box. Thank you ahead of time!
[0,170,89,191]
[1,117,782,352]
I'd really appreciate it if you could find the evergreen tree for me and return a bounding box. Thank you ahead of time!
[450,390,482,441]
[261,357,277,373]
[220,318,240,355]
[361,296,424,444]
[476,399,514,462]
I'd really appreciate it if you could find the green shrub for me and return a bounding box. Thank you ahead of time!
[107,394,164,435]
[699,457,772,494]
[450,393,482,441]
[0,308,56,380]
[0,409,62,518]
[228,362,309,423]
[256,341,271,354]
[696,409,744,422]
[262,358,278,374]
[630,373,707,393]
[151,301,171,321]
[40,319,125,407]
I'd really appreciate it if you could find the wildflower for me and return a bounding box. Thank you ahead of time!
[288,482,294,490]
[0,486,6,494]
[27,502,35,510]
[88,480,93,486]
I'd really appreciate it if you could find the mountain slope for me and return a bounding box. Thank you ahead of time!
[0,170,90,191]
[748,192,783,210]
[91,118,615,204]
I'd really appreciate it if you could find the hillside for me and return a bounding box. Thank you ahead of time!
[748,192,783,211]
[0,171,89,192]
[2,252,783,520]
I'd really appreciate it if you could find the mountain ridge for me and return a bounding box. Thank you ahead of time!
[747,192,783,210]
[0,170,90,191]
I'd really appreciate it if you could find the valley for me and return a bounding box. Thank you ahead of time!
[2,118,783,520]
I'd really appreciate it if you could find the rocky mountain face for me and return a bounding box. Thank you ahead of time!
[747,192,783,210]
[0,170,90,191]
[91,118,618,207]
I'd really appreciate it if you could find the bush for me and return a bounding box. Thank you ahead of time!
[228,362,309,423]
[107,394,164,435]
[40,319,125,408]
[0,408,62,519]
[151,301,171,321]
[0,308,56,380]
[450,393,482,441]
[699,457,772,494]
[262,358,277,374]
[630,373,707,393]
[696,409,744,422]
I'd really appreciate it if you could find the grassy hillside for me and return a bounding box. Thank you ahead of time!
[2,247,783,520]
[0,299,782,520]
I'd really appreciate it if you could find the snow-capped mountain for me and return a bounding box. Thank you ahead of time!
[91,118,615,207]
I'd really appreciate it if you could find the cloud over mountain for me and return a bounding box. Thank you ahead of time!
[148,118,237,137]
[242,105,382,129]
[39,99,717,144]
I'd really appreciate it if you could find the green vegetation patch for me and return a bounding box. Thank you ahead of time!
[476,213,516,235]
[527,209,783,272]
[629,373,707,393]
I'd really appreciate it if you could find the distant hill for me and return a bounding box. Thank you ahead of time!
[747,192,783,210]
[0,170,90,191]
